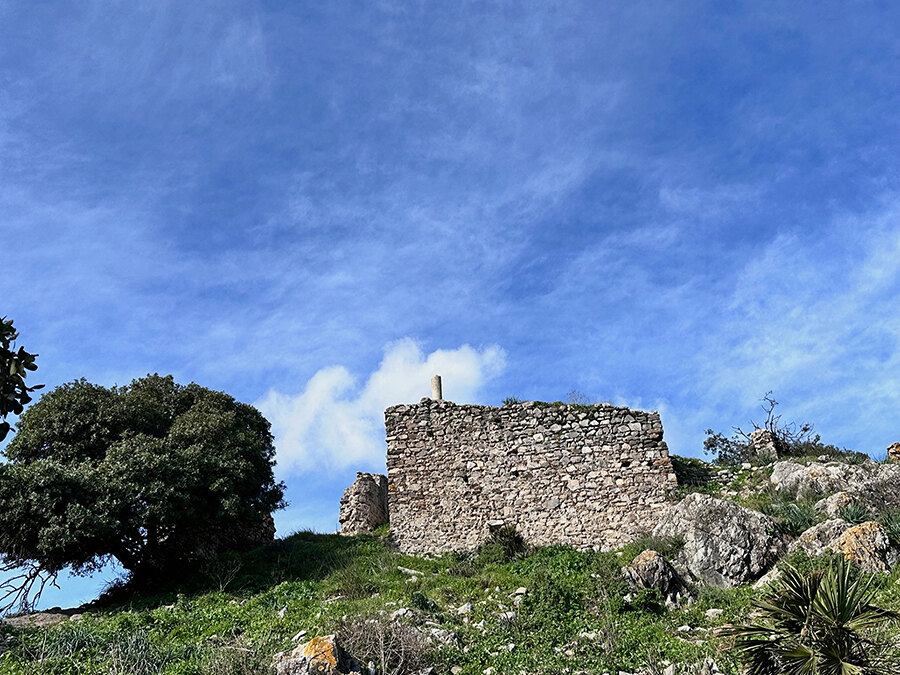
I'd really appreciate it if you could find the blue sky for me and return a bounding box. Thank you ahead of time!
[2,1,900,608]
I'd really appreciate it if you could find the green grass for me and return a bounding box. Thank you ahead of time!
[5,491,900,674]
[0,530,761,675]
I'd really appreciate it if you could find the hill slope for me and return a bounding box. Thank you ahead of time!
[4,456,900,674]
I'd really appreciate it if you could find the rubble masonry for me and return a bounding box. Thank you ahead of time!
[384,398,677,554]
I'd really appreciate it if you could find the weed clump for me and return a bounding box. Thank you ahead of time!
[838,502,872,525]
[475,527,529,565]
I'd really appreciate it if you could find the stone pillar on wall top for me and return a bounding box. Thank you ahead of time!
[431,375,443,401]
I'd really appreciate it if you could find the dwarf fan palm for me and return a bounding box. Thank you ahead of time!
[726,555,900,674]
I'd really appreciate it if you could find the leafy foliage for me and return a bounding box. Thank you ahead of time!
[839,502,873,526]
[760,498,818,537]
[0,375,285,611]
[474,526,529,565]
[0,317,43,442]
[727,555,900,674]
[878,509,900,547]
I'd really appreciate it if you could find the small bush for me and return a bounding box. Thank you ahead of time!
[445,552,478,578]
[409,590,440,614]
[669,455,715,487]
[329,559,379,599]
[502,397,521,405]
[475,526,529,564]
[520,569,584,627]
[338,615,431,675]
[624,587,665,615]
[838,503,872,525]
[762,499,817,537]
[702,392,866,466]
[202,641,269,675]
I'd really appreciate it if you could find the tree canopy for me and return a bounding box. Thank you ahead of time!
[0,374,285,608]
[0,317,42,442]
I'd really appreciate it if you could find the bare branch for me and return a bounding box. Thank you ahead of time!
[0,559,59,617]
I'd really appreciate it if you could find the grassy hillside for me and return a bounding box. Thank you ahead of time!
[4,458,900,674]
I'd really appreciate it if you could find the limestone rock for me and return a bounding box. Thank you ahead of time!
[814,492,854,518]
[888,442,900,464]
[752,567,782,589]
[770,461,900,508]
[770,461,863,499]
[622,549,689,606]
[652,493,786,587]
[339,473,389,536]
[836,522,898,574]
[749,428,783,459]
[694,658,723,675]
[274,635,361,675]
[788,519,852,557]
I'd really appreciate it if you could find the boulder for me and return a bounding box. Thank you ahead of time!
[788,519,852,557]
[836,522,898,575]
[888,442,900,464]
[814,492,853,518]
[274,635,362,675]
[770,460,900,507]
[770,461,864,499]
[749,428,784,459]
[786,520,900,574]
[752,567,782,589]
[622,549,690,606]
[652,493,786,587]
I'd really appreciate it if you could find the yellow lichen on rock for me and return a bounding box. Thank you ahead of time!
[275,634,358,675]
[632,549,660,566]
[836,521,892,574]
[302,635,339,668]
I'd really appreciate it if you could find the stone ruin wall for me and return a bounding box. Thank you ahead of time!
[385,398,678,554]
[339,472,389,535]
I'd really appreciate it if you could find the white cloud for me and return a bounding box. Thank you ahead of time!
[256,340,506,476]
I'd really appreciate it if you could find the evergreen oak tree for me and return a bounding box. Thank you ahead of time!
[0,374,285,611]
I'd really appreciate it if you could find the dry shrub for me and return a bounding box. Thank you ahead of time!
[202,642,269,675]
[338,615,431,675]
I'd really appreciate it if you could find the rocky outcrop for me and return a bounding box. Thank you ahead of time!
[652,493,786,587]
[339,473,389,535]
[788,519,852,557]
[750,428,784,459]
[622,549,690,606]
[788,519,899,574]
[770,460,900,507]
[274,635,362,675]
[814,492,854,518]
[771,461,864,498]
[836,522,898,574]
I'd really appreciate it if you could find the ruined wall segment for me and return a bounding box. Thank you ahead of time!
[339,472,389,535]
[385,399,677,554]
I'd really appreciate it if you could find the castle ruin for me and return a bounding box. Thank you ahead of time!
[339,377,678,554]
